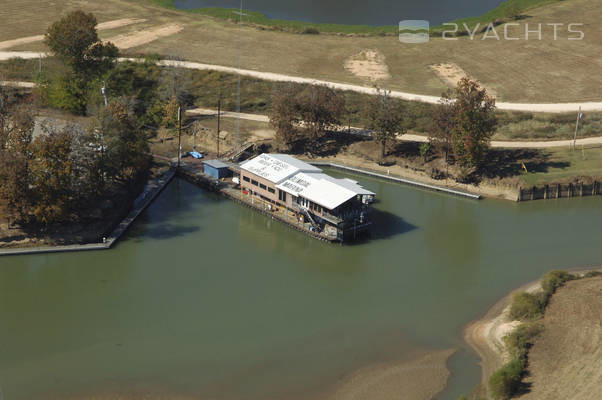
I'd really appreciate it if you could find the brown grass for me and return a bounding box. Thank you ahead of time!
[1,0,601,102]
[516,276,602,400]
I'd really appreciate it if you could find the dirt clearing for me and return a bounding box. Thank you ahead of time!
[107,23,184,50]
[344,49,391,82]
[430,63,497,96]
[517,276,602,400]
[0,18,146,50]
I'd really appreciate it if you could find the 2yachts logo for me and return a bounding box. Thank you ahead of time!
[400,21,585,43]
[399,20,430,43]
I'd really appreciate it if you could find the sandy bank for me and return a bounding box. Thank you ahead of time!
[464,281,541,396]
[325,349,456,400]
[42,349,456,400]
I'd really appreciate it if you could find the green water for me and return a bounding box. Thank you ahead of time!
[1,173,601,399]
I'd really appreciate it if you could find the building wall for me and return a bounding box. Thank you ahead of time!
[240,170,280,203]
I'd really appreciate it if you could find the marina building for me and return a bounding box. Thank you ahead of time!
[239,154,375,240]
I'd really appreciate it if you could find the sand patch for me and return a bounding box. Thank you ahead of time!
[344,49,391,82]
[430,63,497,96]
[251,129,275,140]
[0,18,146,50]
[327,349,456,400]
[108,24,184,50]
[96,18,147,31]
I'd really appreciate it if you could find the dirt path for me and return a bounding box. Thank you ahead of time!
[0,18,145,50]
[186,107,602,149]
[1,50,602,113]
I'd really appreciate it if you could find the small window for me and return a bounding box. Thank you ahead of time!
[243,176,250,182]
[252,180,258,186]
[268,188,275,194]
[260,183,267,190]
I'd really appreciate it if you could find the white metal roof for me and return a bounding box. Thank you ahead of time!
[300,178,356,210]
[321,176,375,196]
[276,172,373,210]
[240,154,321,184]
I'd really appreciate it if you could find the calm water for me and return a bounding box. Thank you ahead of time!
[174,0,504,26]
[0,173,601,400]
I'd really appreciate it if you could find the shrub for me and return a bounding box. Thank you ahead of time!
[509,292,543,320]
[489,357,524,399]
[301,27,320,34]
[584,271,602,278]
[504,322,543,359]
[541,270,575,296]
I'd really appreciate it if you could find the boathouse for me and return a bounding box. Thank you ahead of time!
[203,160,230,180]
[239,154,375,240]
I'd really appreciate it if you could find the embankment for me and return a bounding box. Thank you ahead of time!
[464,269,602,398]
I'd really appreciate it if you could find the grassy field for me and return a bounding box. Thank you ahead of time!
[1,0,601,103]
[520,145,602,186]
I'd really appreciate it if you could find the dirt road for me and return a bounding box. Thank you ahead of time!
[187,107,602,149]
[2,49,602,113]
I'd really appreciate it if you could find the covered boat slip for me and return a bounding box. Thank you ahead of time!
[239,154,375,240]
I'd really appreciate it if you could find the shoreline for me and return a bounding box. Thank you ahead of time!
[308,154,519,201]
[149,0,562,35]
[463,267,602,398]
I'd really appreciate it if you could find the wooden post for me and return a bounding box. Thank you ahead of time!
[217,99,221,158]
[593,181,598,196]
[544,185,548,200]
[518,187,522,202]
[177,106,182,168]
[557,184,560,198]
[580,183,584,197]
[573,106,582,149]
[531,186,535,201]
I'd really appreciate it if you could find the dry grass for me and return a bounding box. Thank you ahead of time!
[1,0,602,102]
[516,277,602,400]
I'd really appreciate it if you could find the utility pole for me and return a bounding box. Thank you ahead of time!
[101,80,108,108]
[573,106,583,149]
[177,106,182,167]
[217,98,221,158]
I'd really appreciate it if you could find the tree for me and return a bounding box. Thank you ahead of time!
[97,98,151,182]
[367,89,407,159]
[28,129,74,225]
[162,95,180,131]
[450,78,497,167]
[0,88,34,222]
[43,11,118,115]
[44,10,118,78]
[269,83,301,148]
[433,78,497,168]
[296,84,344,140]
[429,96,455,163]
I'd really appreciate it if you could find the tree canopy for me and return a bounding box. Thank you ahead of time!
[367,89,408,159]
[430,78,498,168]
[44,10,118,78]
